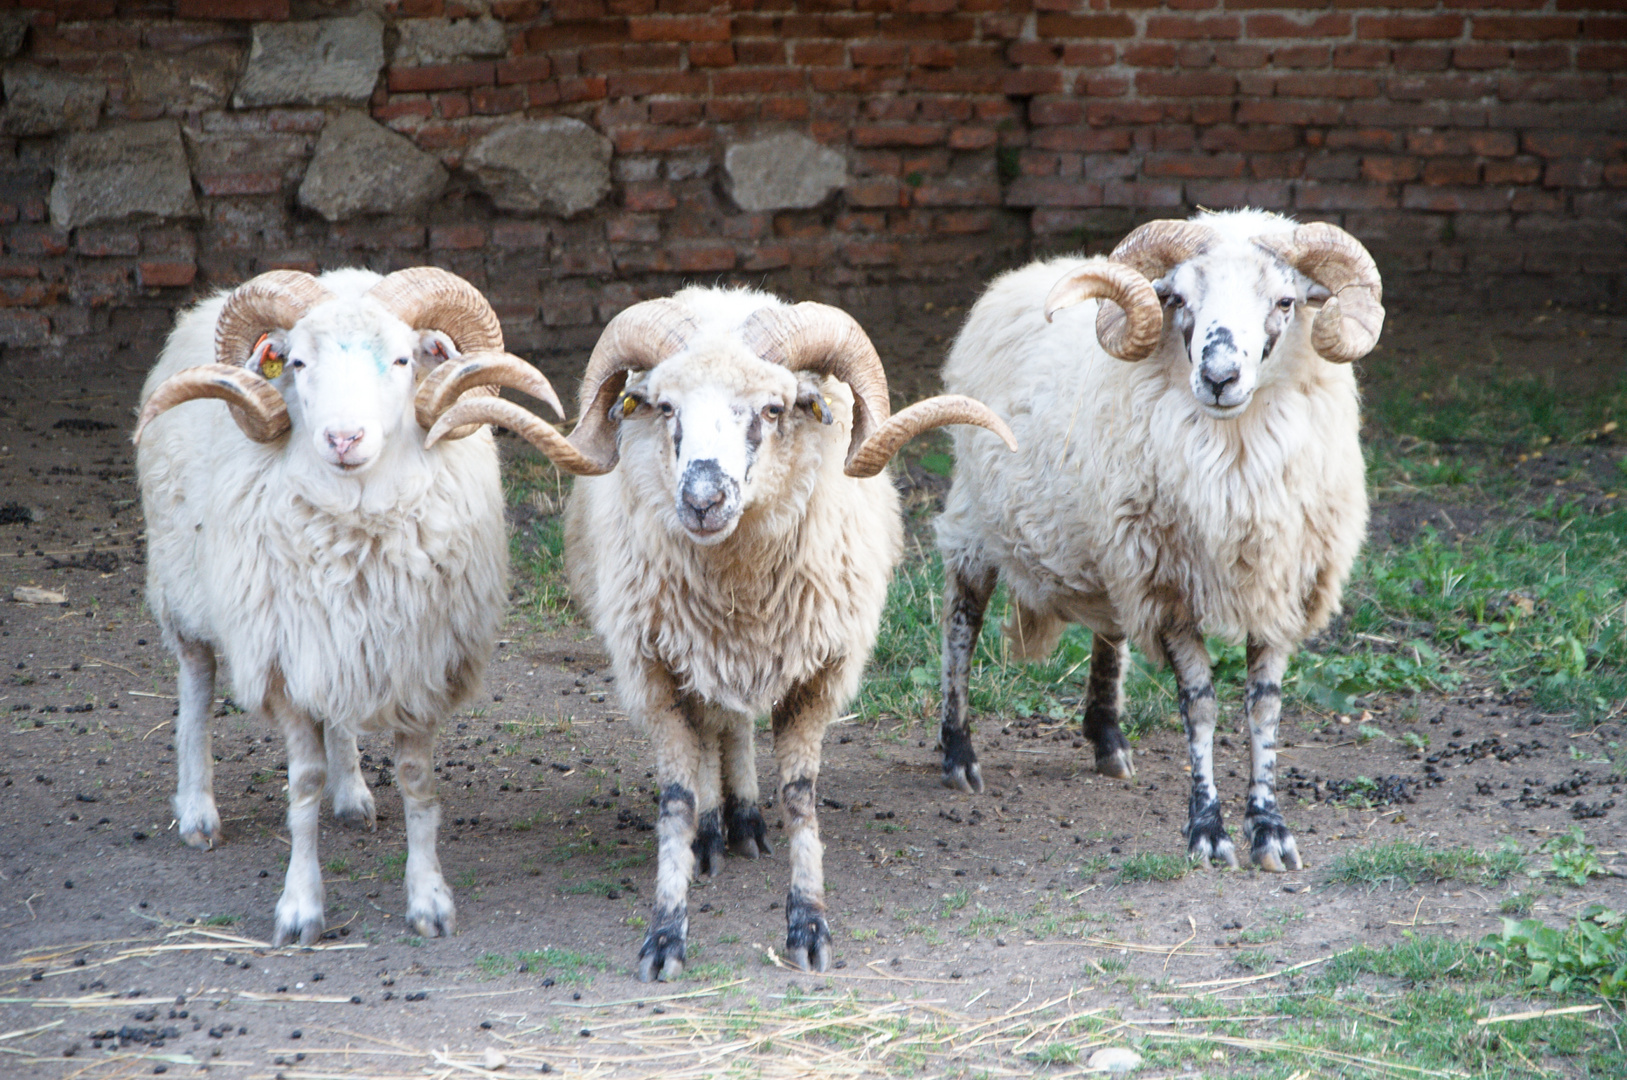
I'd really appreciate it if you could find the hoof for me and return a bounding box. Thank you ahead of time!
[1185,801,1238,869]
[692,808,726,877]
[329,776,377,832]
[940,758,984,795]
[725,797,772,859]
[637,921,687,983]
[784,891,832,973]
[406,874,457,938]
[1247,815,1302,873]
[271,899,326,948]
[1095,745,1135,780]
[173,796,222,850]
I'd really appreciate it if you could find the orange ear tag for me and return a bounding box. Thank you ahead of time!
[256,334,284,380]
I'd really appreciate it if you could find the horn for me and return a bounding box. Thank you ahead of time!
[742,302,1015,478]
[1080,219,1218,362]
[424,298,697,475]
[412,352,565,433]
[134,363,290,445]
[1254,222,1384,364]
[1043,259,1165,361]
[137,270,334,445]
[567,298,698,472]
[368,266,531,441]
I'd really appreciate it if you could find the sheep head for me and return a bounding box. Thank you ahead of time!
[134,268,561,474]
[1045,212,1384,419]
[429,293,1016,544]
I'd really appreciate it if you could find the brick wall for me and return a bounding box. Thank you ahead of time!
[1,0,1624,373]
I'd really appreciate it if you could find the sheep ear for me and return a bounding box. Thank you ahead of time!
[1305,283,1332,303]
[795,378,834,425]
[612,388,649,421]
[250,330,290,380]
[413,329,462,370]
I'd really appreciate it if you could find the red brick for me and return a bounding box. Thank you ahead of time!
[388,63,496,93]
[1356,16,1464,41]
[75,230,139,258]
[936,210,994,234]
[1512,44,1571,70]
[1003,70,1064,95]
[1245,14,1351,39]
[612,125,713,155]
[1453,44,1510,68]
[674,244,736,272]
[522,22,629,50]
[627,15,729,42]
[845,180,907,208]
[429,225,486,251]
[1334,44,1391,68]
[1123,43,1179,67]
[1028,97,1084,125]
[138,260,197,288]
[176,0,288,18]
[491,0,543,18]
[1135,71,1237,96]
[1145,15,1242,39]
[1275,73,1380,98]
[374,100,434,124]
[490,222,549,249]
[713,69,804,95]
[1035,14,1135,38]
[1582,44,1627,69]
[471,86,526,114]
[851,124,945,147]
[1144,153,1246,178]
[606,71,707,96]
[1545,159,1605,187]
[913,180,1001,206]
[1485,158,1543,184]
[1474,17,1582,40]
[948,126,998,151]
[496,55,551,84]
[1296,183,1400,211]
[623,183,678,212]
[1236,100,1342,126]
[437,93,470,119]
[1422,158,1481,185]
[7,228,70,258]
[704,99,755,123]
[1005,177,1104,207]
[1269,44,1326,68]
[1584,16,1627,40]
[842,240,903,266]
[1401,185,1511,212]
[1361,156,1421,182]
[1393,45,1452,71]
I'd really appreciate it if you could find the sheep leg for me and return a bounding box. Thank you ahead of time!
[271,695,328,947]
[1162,629,1238,868]
[939,562,997,794]
[395,728,456,937]
[773,666,839,973]
[639,684,704,982]
[1243,638,1301,872]
[325,725,376,832]
[691,726,726,878]
[171,637,222,850]
[1084,633,1135,779]
[722,722,771,858]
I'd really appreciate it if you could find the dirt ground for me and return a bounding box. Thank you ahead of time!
[1,302,1625,1078]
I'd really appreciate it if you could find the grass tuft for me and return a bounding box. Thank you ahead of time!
[1327,839,1525,889]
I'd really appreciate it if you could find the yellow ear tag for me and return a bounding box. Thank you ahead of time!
[620,394,638,417]
[810,398,824,422]
[257,335,284,380]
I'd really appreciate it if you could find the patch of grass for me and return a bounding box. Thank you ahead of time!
[1116,852,1191,884]
[560,879,619,897]
[454,869,479,892]
[682,961,740,982]
[1232,950,1278,973]
[511,513,575,630]
[1544,826,1607,887]
[200,913,239,926]
[1327,839,1526,889]
[377,851,407,883]
[515,946,610,985]
[939,888,970,916]
[475,952,510,980]
[323,857,350,877]
[1499,892,1536,917]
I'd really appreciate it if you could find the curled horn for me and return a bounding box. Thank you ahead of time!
[742,302,1016,479]
[1253,222,1384,364]
[367,266,561,440]
[425,298,696,476]
[134,270,333,445]
[1052,219,1216,362]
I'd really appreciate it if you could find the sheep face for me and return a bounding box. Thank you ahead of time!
[620,343,828,545]
[256,300,459,473]
[1157,247,1320,418]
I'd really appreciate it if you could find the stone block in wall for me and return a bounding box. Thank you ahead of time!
[297,110,448,222]
[465,118,612,217]
[233,13,384,108]
[393,16,507,65]
[0,13,25,60]
[50,120,198,231]
[126,44,244,118]
[2,65,106,135]
[725,132,847,211]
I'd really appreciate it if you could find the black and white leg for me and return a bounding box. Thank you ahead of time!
[270,691,328,947]
[940,561,997,793]
[637,680,703,982]
[1163,627,1237,868]
[325,724,376,832]
[1083,632,1135,779]
[691,726,726,877]
[773,666,841,972]
[395,728,455,937]
[171,637,222,849]
[1242,637,1300,872]
[721,722,770,859]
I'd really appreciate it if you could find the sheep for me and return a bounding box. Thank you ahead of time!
[427,286,1016,979]
[934,209,1383,871]
[134,266,562,946]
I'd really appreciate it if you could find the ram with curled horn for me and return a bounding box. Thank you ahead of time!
[135,266,554,946]
[436,285,1015,980]
[936,209,1381,875]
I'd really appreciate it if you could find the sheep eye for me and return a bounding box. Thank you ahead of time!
[764,403,785,420]
[1169,295,1185,309]
[288,358,306,370]
[658,402,675,418]
[1277,297,1295,311]
[394,356,410,366]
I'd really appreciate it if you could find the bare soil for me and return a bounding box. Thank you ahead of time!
[0,305,1624,1077]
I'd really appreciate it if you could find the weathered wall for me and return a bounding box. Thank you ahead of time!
[0,0,1623,371]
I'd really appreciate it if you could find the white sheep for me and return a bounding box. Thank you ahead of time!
[135,266,560,945]
[935,209,1382,871]
[429,286,1015,979]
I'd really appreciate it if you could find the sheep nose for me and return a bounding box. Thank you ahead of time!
[325,428,364,456]
[682,479,726,514]
[1200,365,1239,398]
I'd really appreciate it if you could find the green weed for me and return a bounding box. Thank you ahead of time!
[1544,826,1607,887]
[1327,839,1525,889]
[1484,906,1627,999]
[1116,852,1191,884]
